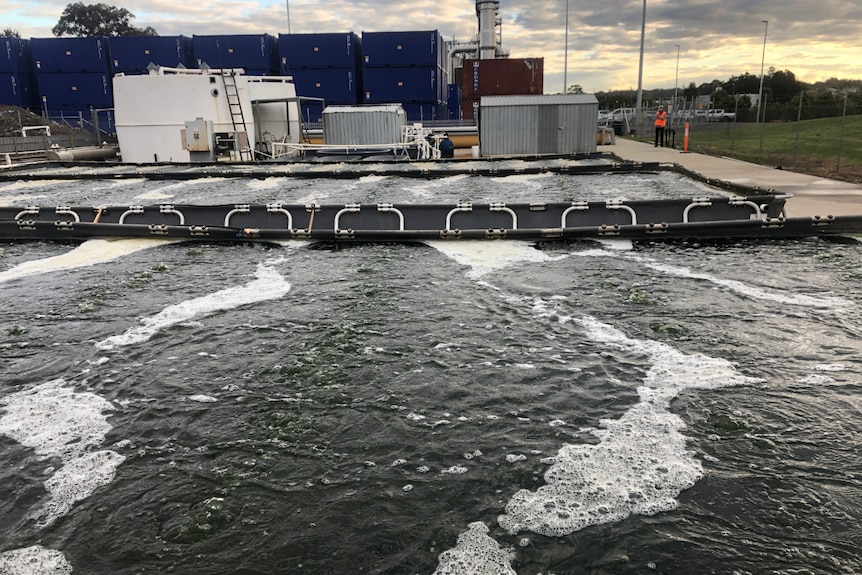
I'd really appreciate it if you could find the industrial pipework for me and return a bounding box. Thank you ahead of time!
[476,0,501,59]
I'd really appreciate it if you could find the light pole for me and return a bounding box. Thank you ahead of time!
[635,0,646,129]
[673,44,680,114]
[563,0,569,93]
[756,20,768,123]
[286,0,292,34]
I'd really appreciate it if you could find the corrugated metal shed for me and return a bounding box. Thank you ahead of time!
[323,104,406,145]
[479,94,599,157]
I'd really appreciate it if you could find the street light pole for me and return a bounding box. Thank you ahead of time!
[673,44,680,114]
[635,0,646,129]
[756,20,768,123]
[563,0,569,93]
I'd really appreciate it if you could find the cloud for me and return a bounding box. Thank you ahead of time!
[3,0,860,91]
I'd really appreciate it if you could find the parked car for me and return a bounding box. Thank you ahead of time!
[707,109,736,122]
[598,110,611,122]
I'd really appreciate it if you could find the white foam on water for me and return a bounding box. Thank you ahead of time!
[432,522,516,575]
[95,262,291,350]
[246,176,290,190]
[402,174,470,199]
[0,179,57,193]
[487,172,554,184]
[425,240,562,279]
[497,315,761,537]
[133,178,227,201]
[0,238,176,284]
[631,254,851,308]
[188,394,218,403]
[0,546,73,575]
[0,378,125,527]
[813,363,846,372]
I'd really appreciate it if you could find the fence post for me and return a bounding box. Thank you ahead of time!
[836,95,848,172]
[758,93,768,161]
[793,91,803,167]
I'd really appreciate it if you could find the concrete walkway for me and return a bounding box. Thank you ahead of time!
[609,137,862,218]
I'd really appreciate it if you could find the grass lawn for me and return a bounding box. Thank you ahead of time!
[677,115,862,183]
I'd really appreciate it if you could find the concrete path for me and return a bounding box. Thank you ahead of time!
[609,137,862,218]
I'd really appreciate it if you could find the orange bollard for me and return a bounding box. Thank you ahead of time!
[682,122,690,153]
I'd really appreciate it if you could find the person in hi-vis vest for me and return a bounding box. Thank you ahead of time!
[654,106,668,147]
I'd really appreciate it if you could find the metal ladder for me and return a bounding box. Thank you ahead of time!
[222,71,252,161]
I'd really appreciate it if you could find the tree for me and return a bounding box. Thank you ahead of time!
[52,3,157,37]
[2,28,21,38]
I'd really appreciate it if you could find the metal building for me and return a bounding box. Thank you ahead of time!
[323,104,406,145]
[478,94,599,157]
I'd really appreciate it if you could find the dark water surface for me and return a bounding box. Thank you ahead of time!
[0,173,860,574]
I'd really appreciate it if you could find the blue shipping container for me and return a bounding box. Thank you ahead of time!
[1,38,33,74]
[36,72,113,109]
[109,36,194,74]
[279,32,361,70]
[31,37,110,73]
[361,30,442,68]
[193,34,278,73]
[0,72,39,108]
[401,101,443,122]
[363,66,443,103]
[289,68,360,104]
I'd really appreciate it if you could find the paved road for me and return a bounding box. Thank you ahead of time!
[609,137,862,218]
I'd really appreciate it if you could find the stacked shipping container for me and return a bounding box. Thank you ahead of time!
[1,38,38,109]
[192,34,279,75]
[460,57,544,120]
[110,36,194,74]
[279,33,362,124]
[361,31,446,122]
[30,36,114,129]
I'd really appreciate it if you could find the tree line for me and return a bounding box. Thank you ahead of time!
[597,68,862,122]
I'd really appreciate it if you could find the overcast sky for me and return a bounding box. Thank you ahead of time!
[4,0,861,93]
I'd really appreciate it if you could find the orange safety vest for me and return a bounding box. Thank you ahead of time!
[654,110,667,128]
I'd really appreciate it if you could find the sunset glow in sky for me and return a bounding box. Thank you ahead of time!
[4,0,860,93]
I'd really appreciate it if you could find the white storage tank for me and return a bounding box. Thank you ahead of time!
[323,104,406,145]
[479,94,599,157]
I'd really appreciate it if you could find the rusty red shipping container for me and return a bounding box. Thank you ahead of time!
[461,58,543,99]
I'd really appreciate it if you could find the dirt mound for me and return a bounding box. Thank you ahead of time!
[0,105,91,138]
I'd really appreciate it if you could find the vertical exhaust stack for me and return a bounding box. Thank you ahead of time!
[476,0,500,59]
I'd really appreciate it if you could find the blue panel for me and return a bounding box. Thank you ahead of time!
[279,33,361,70]
[109,36,193,74]
[446,83,462,120]
[363,67,442,103]
[401,101,443,122]
[297,100,324,124]
[361,30,442,67]
[289,68,360,104]
[36,72,113,109]
[1,38,34,74]
[193,34,278,73]
[0,72,39,108]
[31,37,110,73]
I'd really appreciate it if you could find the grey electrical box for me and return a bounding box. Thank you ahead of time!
[181,117,216,162]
